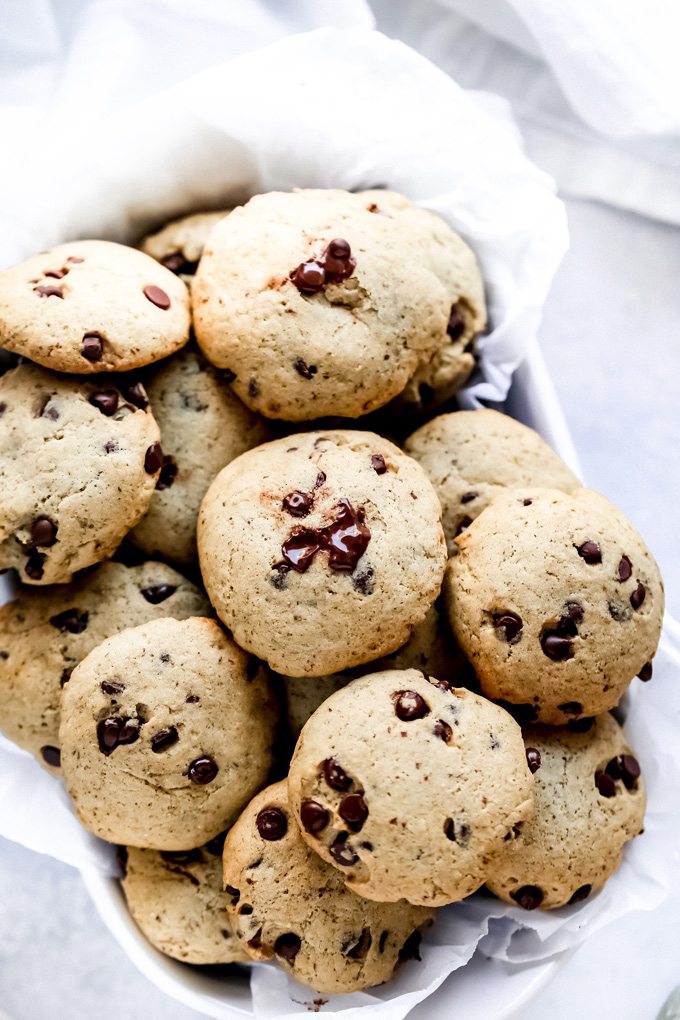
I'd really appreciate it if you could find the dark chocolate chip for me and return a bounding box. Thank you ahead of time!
[290,261,326,292]
[160,251,198,275]
[122,382,148,409]
[43,269,67,279]
[618,555,632,581]
[558,701,583,717]
[568,884,592,905]
[343,927,372,959]
[562,601,584,625]
[352,566,375,595]
[526,747,541,773]
[330,834,359,867]
[371,454,387,474]
[143,284,171,309]
[620,754,641,789]
[511,886,543,910]
[595,770,616,797]
[60,667,74,687]
[256,807,288,840]
[0,651,8,661]
[186,694,199,703]
[0,402,6,417]
[318,499,370,572]
[49,609,88,634]
[160,848,202,865]
[568,716,595,733]
[447,304,465,340]
[275,933,301,961]
[323,758,351,791]
[455,516,472,536]
[24,551,45,579]
[81,333,103,361]
[630,582,646,609]
[141,583,176,604]
[187,756,219,785]
[399,931,422,961]
[360,841,373,851]
[224,884,240,905]
[101,680,125,695]
[293,358,317,379]
[97,716,141,755]
[156,456,178,490]
[339,794,368,830]
[432,679,452,692]
[433,720,453,743]
[282,491,313,517]
[638,662,653,682]
[541,631,573,661]
[34,285,63,298]
[151,727,179,753]
[40,745,61,767]
[394,690,430,721]
[66,256,84,264]
[577,541,602,564]
[367,203,379,213]
[605,756,623,780]
[300,800,329,834]
[315,471,326,489]
[522,498,533,506]
[144,442,164,474]
[30,516,58,548]
[460,491,478,504]
[493,612,523,644]
[280,529,319,573]
[89,390,119,416]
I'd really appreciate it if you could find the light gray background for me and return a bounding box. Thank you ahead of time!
[0,195,678,1019]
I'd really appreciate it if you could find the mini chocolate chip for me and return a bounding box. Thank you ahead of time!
[60,667,74,687]
[97,716,141,755]
[300,800,329,834]
[81,334,103,361]
[447,305,465,340]
[275,933,301,961]
[50,609,88,634]
[541,632,573,661]
[630,582,646,609]
[339,794,368,830]
[89,390,119,416]
[399,931,422,961]
[360,841,373,851]
[282,491,313,517]
[562,601,584,625]
[433,720,452,743]
[186,694,199,703]
[187,756,219,785]
[293,358,317,379]
[618,555,632,581]
[256,807,288,840]
[144,442,164,473]
[394,690,430,721]
[568,884,592,905]
[160,848,202,865]
[526,747,541,773]
[558,701,582,717]
[455,516,472,536]
[143,284,171,309]
[101,680,125,695]
[24,551,45,579]
[323,758,351,791]
[157,456,178,490]
[595,770,616,797]
[151,727,179,753]
[568,716,595,732]
[40,745,61,767]
[493,612,523,643]
[141,583,176,604]
[330,834,359,867]
[34,285,63,298]
[371,454,387,474]
[460,491,477,504]
[123,382,148,409]
[224,884,240,905]
[511,886,543,910]
[30,516,58,548]
[522,498,533,506]
[578,541,602,564]
[638,662,653,682]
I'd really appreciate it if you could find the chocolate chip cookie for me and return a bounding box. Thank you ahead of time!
[121,837,248,964]
[192,189,485,420]
[405,410,580,553]
[486,713,646,910]
[0,561,210,773]
[141,210,231,282]
[287,669,534,906]
[197,430,447,676]
[0,362,163,584]
[130,345,269,564]
[444,488,664,724]
[222,780,433,993]
[0,240,191,374]
[60,617,278,849]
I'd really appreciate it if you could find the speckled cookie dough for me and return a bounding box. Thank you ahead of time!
[486,713,646,910]
[0,362,163,585]
[121,837,248,964]
[130,346,269,564]
[288,669,534,907]
[141,210,231,282]
[197,430,447,677]
[192,188,485,420]
[222,780,433,993]
[444,488,664,724]
[405,410,581,554]
[0,561,210,773]
[60,617,278,849]
[0,240,191,374]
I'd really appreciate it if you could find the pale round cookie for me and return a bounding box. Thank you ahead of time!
[192,188,485,420]
[287,669,534,907]
[0,561,210,773]
[60,617,278,849]
[486,714,646,910]
[141,210,231,281]
[0,240,191,374]
[222,780,433,993]
[404,410,580,554]
[197,430,447,676]
[0,362,163,585]
[282,601,467,743]
[444,488,664,725]
[121,838,248,964]
[130,346,269,564]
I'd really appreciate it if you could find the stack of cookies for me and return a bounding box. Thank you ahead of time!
[0,189,663,995]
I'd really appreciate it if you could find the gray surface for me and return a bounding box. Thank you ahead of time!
[0,196,678,1019]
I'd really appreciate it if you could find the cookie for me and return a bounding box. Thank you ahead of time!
[141,211,231,281]
[222,780,433,993]
[404,410,580,554]
[121,837,248,964]
[60,617,278,849]
[444,488,664,724]
[486,714,646,910]
[0,240,191,374]
[192,189,485,420]
[287,669,534,906]
[282,601,468,744]
[0,561,210,773]
[130,345,269,564]
[197,430,447,676]
[0,362,163,585]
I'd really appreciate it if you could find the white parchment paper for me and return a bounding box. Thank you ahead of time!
[0,26,675,1020]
